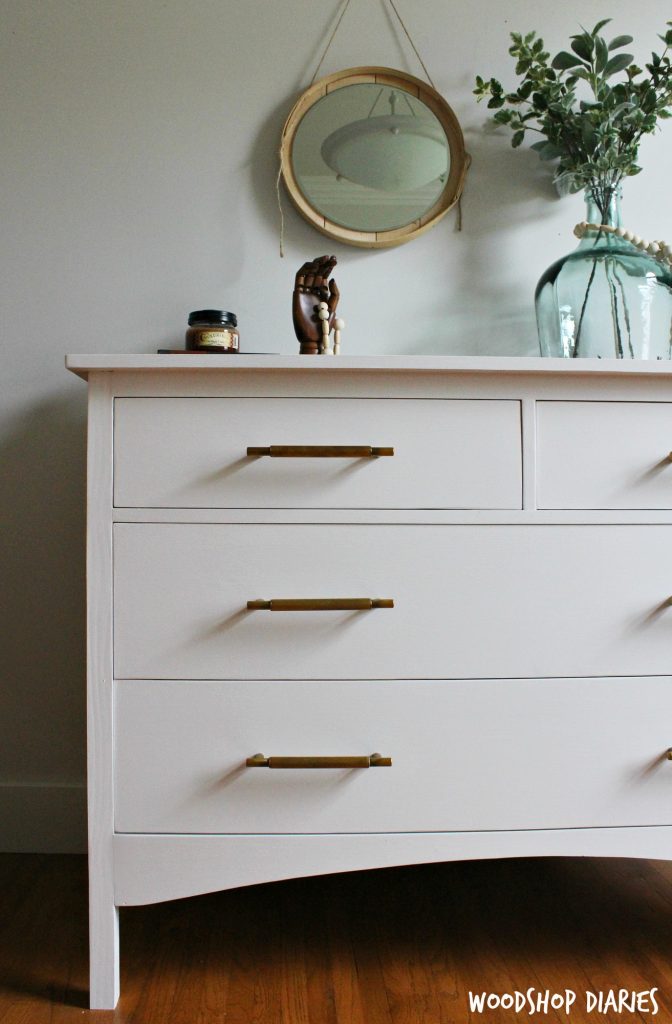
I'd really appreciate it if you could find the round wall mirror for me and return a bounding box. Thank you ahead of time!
[280,67,469,249]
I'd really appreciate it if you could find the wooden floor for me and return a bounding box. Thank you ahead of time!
[1,854,672,1022]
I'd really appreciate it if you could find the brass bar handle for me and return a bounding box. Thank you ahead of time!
[247,445,394,458]
[247,598,394,611]
[246,752,392,769]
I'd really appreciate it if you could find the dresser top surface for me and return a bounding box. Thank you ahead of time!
[66,353,672,381]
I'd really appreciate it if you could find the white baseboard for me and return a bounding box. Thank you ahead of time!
[0,781,87,853]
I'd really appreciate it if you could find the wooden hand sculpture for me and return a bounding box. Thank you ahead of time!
[293,255,340,354]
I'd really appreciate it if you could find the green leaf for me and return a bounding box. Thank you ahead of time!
[571,34,593,61]
[608,35,633,50]
[512,130,525,147]
[641,88,657,112]
[581,121,597,148]
[595,36,609,73]
[591,18,611,36]
[604,53,634,77]
[539,142,563,160]
[552,50,584,70]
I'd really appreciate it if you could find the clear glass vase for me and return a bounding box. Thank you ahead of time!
[535,187,672,358]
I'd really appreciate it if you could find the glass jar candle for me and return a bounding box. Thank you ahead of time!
[185,310,239,352]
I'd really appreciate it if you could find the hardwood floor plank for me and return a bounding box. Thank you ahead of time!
[1,853,672,1023]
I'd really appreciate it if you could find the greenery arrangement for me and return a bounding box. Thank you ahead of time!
[474,19,672,217]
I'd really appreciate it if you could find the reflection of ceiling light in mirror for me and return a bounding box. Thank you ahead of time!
[321,113,448,192]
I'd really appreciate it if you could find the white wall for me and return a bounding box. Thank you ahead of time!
[2,0,671,851]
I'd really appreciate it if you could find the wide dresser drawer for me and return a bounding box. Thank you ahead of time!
[537,401,672,509]
[115,677,672,834]
[113,397,522,509]
[114,523,672,680]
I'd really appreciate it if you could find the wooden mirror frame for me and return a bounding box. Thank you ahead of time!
[280,67,469,249]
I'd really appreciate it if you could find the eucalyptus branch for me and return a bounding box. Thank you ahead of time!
[475,19,672,197]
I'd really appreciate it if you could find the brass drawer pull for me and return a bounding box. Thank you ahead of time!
[247,597,394,611]
[247,445,394,458]
[246,752,392,769]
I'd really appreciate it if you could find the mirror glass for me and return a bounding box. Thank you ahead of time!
[292,84,450,233]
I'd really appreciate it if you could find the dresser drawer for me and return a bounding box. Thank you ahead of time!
[537,401,672,509]
[114,523,672,680]
[113,397,522,509]
[114,677,672,834]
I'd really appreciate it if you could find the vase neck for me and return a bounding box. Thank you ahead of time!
[584,186,622,229]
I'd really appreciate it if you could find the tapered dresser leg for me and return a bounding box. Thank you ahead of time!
[89,899,119,1009]
[86,372,119,1009]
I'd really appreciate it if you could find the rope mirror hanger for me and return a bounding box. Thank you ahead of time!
[277,0,470,252]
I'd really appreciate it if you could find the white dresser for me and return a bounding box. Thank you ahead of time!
[67,354,672,1009]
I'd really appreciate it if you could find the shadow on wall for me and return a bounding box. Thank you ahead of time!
[247,94,352,265]
[424,125,558,355]
[0,394,87,788]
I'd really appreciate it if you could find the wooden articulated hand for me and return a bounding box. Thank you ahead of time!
[293,255,340,354]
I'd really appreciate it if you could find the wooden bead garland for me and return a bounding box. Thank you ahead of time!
[573,221,672,267]
[317,301,330,354]
[333,317,344,356]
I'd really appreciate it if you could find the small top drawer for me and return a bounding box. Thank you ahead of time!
[537,401,672,510]
[114,397,522,509]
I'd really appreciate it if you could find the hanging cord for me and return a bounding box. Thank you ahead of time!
[310,0,354,85]
[309,0,436,88]
[384,0,436,90]
[278,0,353,255]
[276,156,286,257]
[455,153,472,233]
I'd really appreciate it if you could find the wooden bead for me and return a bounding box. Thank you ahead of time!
[318,308,329,320]
[318,301,328,310]
[334,318,345,330]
